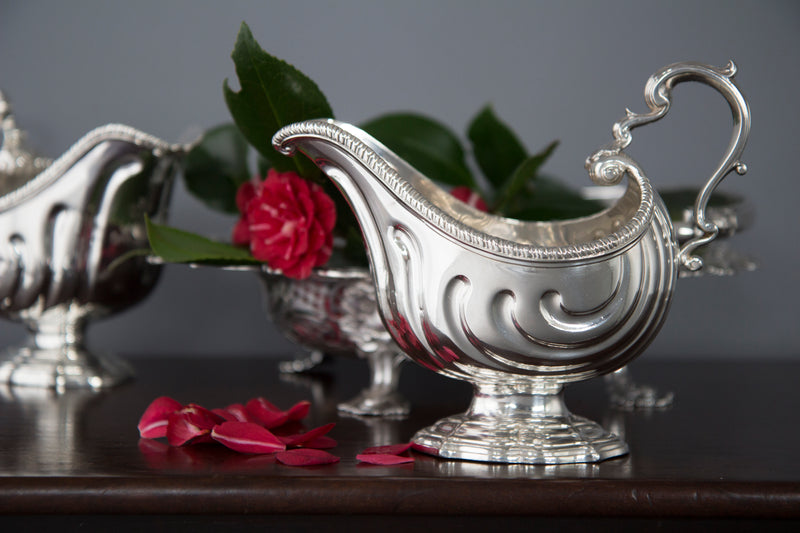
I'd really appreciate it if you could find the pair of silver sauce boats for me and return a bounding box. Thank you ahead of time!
[0,60,752,464]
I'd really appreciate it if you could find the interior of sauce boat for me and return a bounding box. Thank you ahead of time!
[331,121,654,259]
[409,172,643,249]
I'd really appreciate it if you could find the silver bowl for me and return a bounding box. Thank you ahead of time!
[259,267,409,417]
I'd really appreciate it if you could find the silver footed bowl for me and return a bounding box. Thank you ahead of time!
[259,267,409,417]
[0,94,185,389]
[273,60,752,464]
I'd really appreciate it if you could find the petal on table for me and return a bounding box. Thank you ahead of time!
[360,443,413,456]
[356,453,415,465]
[211,421,286,454]
[137,396,183,439]
[279,422,335,448]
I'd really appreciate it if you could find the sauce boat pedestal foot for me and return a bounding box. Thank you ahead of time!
[413,381,628,464]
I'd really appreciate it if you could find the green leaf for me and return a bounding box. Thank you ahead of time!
[503,175,604,221]
[360,113,475,187]
[183,124,251,214]
[146,217,260,265]
[467,105,527,190]
[223,22,333,180]
[493,140,559,213]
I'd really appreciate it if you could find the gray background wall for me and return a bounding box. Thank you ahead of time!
[1,0,797,360]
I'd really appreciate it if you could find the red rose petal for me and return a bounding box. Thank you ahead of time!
[356,453,415,465]
[303,436,338,449]
[276,448,340,466]
[246,396,281,412]
[410,442,439,455]
[211,421,286,454]
[137,396,183,439]
[279,422,336,448]
[450,186,488,212]
[236,181,257,213]
[166,404,225,446]
[218,403,255,423]
[231,216,251,246]
[245,397,289,429]
[360,443,413,456]
[211,408,237,422]
[285,400,311,421]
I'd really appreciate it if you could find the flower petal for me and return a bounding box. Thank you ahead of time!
[245,397,289,428]
[211,408,238,422]
[235,181,257,213]
[279,422,336,448]
[450,186,488,212]
[360,443,413,456]
[410,442,439,455]
[138,396,183,439]
[215,403,255,423]
[166,414,211,446]
[356,453,415,465]
[211,422,286,454]
[276,448,340,466]
[231,216,251,246]
[166,404,225,446]
[285,400,311,422]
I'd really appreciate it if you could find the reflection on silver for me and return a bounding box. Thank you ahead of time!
[260,267,409,417]
[593,187,756,409]
[274,61,751,464]
[0,92,52,192]
[0,92,187,389]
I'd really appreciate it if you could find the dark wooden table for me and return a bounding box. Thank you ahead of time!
[1,356,798,531]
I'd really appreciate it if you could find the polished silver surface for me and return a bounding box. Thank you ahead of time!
[0,99,186,390]
[274,61,751,464]
[259,267,409,417]
[590,186,756,408]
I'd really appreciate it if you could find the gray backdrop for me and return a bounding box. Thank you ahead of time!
[1,0,798,360]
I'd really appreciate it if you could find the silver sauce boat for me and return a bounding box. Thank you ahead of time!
[272,61,751,464]
[260,267,409,416]
[0,94,186,389]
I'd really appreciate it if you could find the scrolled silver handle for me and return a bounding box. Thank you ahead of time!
[589,61,751,272]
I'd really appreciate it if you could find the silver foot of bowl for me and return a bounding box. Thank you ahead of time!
[0,306,133,389]
[412,382,628,464]
[604,367,674,410]
[338,387,410,417]
[337,350,409,417]
[0,343,133,390]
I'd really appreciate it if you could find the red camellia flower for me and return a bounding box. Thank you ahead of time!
[232,169,336,279]
[231,181,257,246]
[450,186,488,212]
